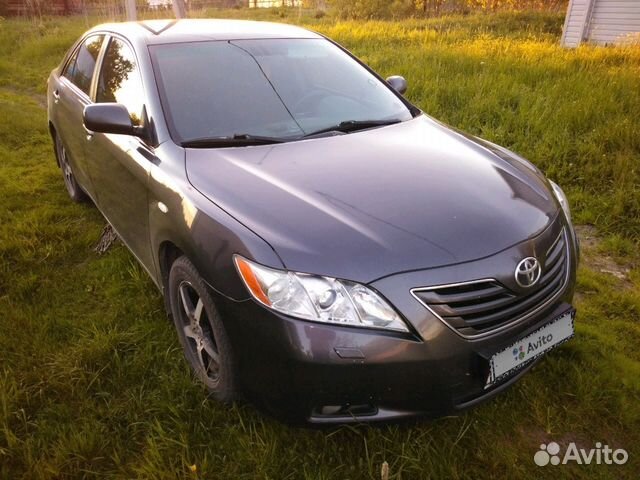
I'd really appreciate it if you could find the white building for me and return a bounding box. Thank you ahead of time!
[561,0,640,47]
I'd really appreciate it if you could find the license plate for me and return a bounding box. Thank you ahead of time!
[487,309,575,386]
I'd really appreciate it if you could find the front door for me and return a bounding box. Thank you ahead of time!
[85,36,154,272]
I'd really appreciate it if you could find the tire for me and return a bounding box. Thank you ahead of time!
[168,255,237,402]
[54,131,87,203]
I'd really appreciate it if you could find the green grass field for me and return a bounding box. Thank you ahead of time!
[1,9,639,479]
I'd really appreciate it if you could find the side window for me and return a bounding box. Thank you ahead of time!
[62,47,79,80]
[63,35,104,96]
[97,38,145,127]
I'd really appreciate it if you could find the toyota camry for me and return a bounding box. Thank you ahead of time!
[47,19,578,423]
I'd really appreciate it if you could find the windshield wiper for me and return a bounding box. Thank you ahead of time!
[181,133,287,148]
[302,119,402,138]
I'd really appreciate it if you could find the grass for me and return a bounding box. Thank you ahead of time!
[0,8,639,479]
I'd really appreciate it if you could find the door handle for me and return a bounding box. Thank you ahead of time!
[53,89,60,103]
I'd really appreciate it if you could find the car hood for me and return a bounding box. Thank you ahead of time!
[186,115,558,283]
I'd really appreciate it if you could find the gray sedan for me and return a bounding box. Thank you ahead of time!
[47,19,578,423]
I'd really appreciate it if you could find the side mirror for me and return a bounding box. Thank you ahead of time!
[83,103,135,136]
[386,75,408,95]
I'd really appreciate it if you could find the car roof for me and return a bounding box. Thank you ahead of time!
[90,18,322,45]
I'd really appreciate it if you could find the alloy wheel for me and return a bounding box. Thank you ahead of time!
[177,280,221,384]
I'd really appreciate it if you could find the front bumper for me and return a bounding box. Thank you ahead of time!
[214,218,578,423]
[215,296,574,423]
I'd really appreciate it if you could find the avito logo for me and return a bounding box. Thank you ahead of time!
[534,442,628,466]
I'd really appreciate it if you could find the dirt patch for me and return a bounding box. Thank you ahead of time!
[575,225,633,285]
[0,86,47,109]
[518,425,591,450]
[575,225,599,252]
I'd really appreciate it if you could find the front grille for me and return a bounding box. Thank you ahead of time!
[412,229,569,338]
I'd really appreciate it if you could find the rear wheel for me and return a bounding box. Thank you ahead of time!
[55,132,87,202]
[168,256,237,402]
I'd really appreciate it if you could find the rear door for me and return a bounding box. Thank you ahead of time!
[85,35,154,271]
[53,34,105,198]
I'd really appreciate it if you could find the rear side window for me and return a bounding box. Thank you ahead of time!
[96,38,145,126]
[63,35,105,96]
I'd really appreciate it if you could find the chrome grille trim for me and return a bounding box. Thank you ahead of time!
[411,228,570,340]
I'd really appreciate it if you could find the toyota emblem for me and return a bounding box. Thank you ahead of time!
[515,257,541,288]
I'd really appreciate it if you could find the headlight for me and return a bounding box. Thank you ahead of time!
[550,181,571,224]
[234,255,409,332]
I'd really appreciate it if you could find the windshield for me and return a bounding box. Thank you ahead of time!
[149,38,414,144]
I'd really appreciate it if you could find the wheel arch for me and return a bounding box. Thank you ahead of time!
[158,240,185,315]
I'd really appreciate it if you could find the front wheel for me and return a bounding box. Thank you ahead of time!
[168,256,238,402]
